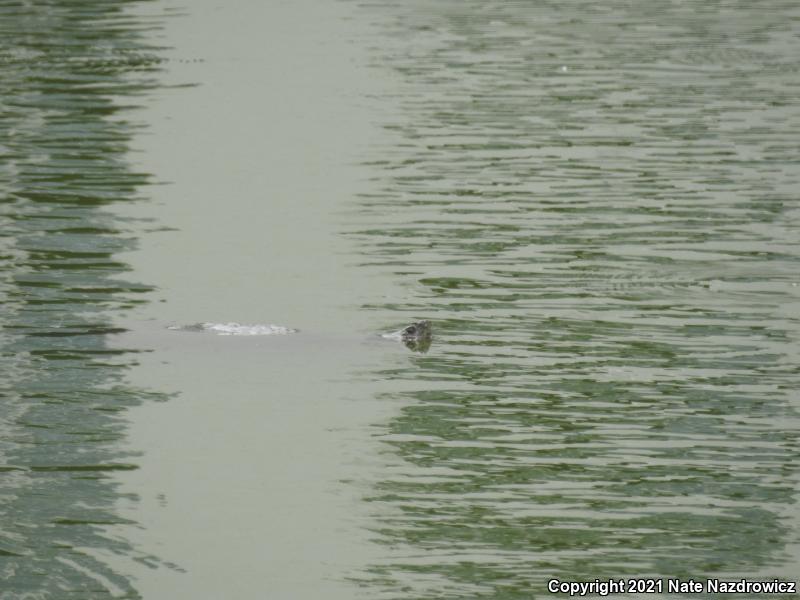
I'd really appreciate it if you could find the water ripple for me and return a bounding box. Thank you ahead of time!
[350,0,800,596]
[0,1,170,597]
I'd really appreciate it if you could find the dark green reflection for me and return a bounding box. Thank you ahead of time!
[353,0,800,597]
[0,1,169,597]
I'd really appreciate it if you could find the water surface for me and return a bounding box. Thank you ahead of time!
[1,0,798,598]
[0,1,168,596]
[348,1,800,596]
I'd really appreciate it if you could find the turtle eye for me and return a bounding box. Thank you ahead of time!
[405,326,417,335]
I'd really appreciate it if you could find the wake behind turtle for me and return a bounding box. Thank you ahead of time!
[168,320,432,353]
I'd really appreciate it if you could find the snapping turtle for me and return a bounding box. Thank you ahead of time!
[167,320,433,353]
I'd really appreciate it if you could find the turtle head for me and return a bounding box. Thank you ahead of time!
[401,320,431,340]
[400,320,432,352]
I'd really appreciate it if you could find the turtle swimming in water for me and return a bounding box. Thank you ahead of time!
[380,320,432,353]
[168,319,433,353]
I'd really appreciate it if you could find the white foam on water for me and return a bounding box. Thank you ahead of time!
[380,329,404,341]
[199,322,297,336]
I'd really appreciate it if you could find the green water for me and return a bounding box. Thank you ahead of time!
[0,2,168,597]
[350,1,800,596]
[1,0,798,598]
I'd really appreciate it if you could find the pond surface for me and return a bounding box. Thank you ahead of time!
[1,0,798,598]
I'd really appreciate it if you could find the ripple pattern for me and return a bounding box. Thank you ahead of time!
[349,0,800,596]
[0,2,169,597]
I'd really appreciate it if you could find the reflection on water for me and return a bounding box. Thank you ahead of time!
[0,1,167,597]
[351,0,800,596]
